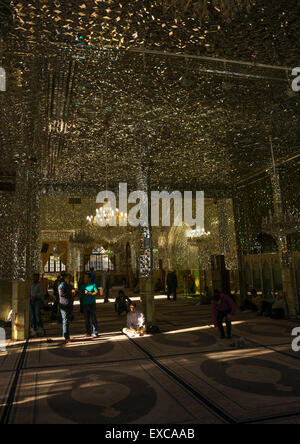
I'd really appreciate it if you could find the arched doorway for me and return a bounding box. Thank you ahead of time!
[44,254,66,275]
[85,247,115,272]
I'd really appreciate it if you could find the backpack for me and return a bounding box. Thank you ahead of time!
[146,324,161,334]
[59,282,71,306]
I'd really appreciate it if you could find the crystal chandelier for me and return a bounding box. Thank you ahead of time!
[87,206,128,227]
[186,228,212,270]
[186,228,211,243]
[262,210,299,239]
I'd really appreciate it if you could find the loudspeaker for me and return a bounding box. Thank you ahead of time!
[41,243,49,253]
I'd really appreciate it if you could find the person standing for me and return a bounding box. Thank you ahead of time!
[103,270,111,304]
[80,272,99,338]
[30,273,44,337]
[167,270,178,301]
[51,274,61,321]
[186,273,195,296]
[58,273,75,344]
[212,290,236,340]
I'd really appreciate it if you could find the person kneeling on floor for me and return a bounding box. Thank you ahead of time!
[123,303,146,337]
[212,290,236,340]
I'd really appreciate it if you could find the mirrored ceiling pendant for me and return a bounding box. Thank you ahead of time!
[262,136,299,242]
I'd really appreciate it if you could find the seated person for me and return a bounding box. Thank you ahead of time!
[251,289,273,316]
[123,303,146,337]
[115,290,131,316]
[240,292,258,312]
[270,291,286,319]
[251,289,263,311]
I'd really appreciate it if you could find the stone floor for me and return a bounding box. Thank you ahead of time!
[1,296,300,424]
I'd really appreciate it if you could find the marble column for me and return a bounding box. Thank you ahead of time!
[232,196,247,306]
[125,242,134,289]
[12,160,41,340]
[67,242,77,287]
[76,247,86,286]
[137,164,155,327]
[268,156,298,316]
[209,199,230,293]
[10,56,46,340]
[12,282,30,341]
[217,199,230,256]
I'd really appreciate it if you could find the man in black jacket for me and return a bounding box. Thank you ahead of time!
[167,270,178,301]
[115,290,131,316]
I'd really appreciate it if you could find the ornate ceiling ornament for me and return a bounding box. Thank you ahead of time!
[69,229,95,250]
[86,222,136,247]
